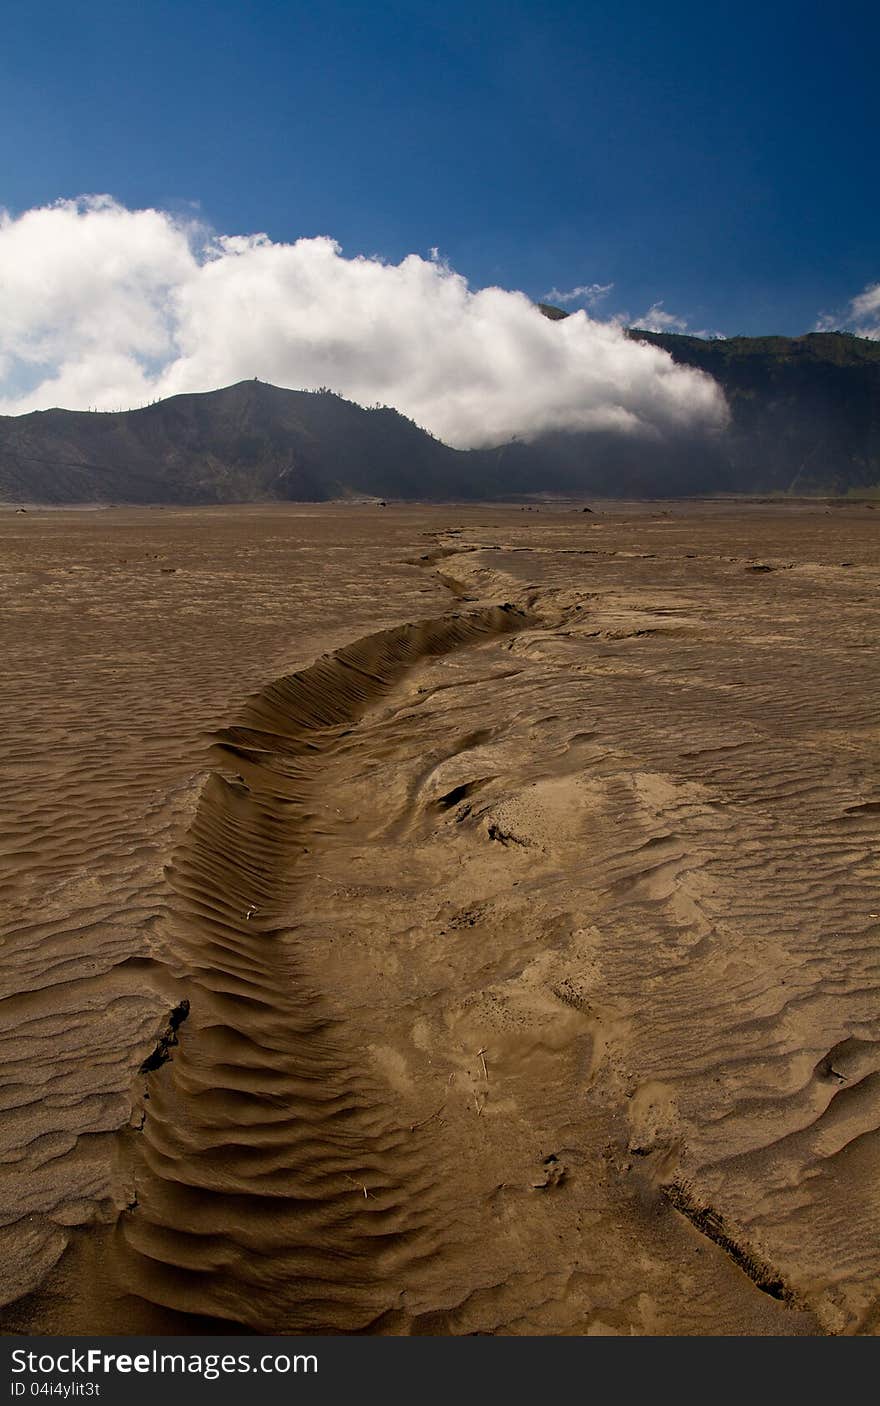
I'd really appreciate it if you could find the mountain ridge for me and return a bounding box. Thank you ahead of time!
[0,381,486,504]
[2,325,879,502]
[622,327,880,494]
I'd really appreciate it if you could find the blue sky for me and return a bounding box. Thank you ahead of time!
[1,0,876,337]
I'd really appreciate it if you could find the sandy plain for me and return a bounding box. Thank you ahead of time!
[0,499,878,1336]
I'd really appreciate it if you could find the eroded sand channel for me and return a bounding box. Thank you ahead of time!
[1,501,877,1334]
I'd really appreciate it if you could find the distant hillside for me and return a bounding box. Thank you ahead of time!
[0,381,486,504]
[2,326,879,502]
[533,307,880,493]
[0,377,722,504]
[625,327,880,492]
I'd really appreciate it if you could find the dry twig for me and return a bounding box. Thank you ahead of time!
[344,1174,373,1199]
[409,1103,445,1133]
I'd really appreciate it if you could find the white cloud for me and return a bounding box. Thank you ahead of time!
[816,281,880,340]
[543,281,614,307]
[0,196,728,446]
[634,301,690,334]
[850,283,880,329]
[627,301,723,341]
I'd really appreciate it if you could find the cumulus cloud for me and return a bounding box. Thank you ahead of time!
[0,196,727,446]
[626,301,723,341]
[635,301,690,334]
[816,282,880,340]
[542,281,613,308]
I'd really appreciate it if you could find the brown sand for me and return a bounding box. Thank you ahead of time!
[0,500,878,1336]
